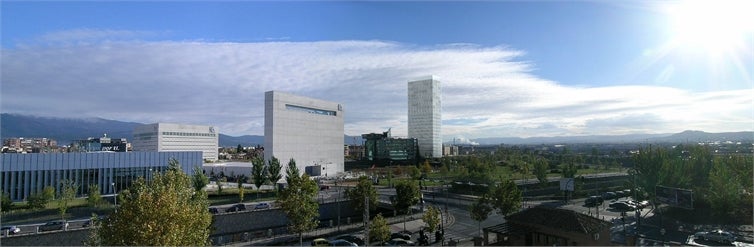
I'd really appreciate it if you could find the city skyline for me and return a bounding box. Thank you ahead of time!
[1,1,752,143]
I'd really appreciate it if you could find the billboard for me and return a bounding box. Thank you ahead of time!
[560,178,574,191]
[655,185,693,209]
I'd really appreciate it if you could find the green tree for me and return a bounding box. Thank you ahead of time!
[409,165,422,180]
[217,177,227,195]
[707,159,741,217]
[267,156,283,194]
[346,176,378,213]
[469,196,493,237]
[422,205,441,236]
[87,184,103,207]
[97,161,212,246]
[236,144,243,154]
[43,186,55,201]
[420,160,432,175]
[561,162,578,178]
[369,213,390,244]
[251,156,268,199]
[192,166,209,192]
[533,157,549,186]
[394,180,420,214]
[277,158,319,246]
[27,192,47,210]
[488,179,522,218]
[1,192,13,212]
[237,175,246,203]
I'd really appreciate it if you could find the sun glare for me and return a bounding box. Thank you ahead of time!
[665,0,754,54]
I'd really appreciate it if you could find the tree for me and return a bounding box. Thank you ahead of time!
[236,144,244,154]
[87,184,103,207]
[192,166,209,192]
[27,192,48,210]
[394,180,420,214]
[237,175,246,203]
[488,179,522,218]
[561,162,578,178]
[469,196,493,237]
[346,176,378,213]
[409,166,422,180]
[251,156,268,199]
[57,185,72,215]
[422,205,441,236]
[43,186,55,201]
[217,177,227,195]
[267,156,283,194]
[420,160,432,175]
[707,159,741,217]
[1,192,13,212]
[277,158,319,246]
[533,157,549,186]
[369,213,390,244]
[97,160,212,246]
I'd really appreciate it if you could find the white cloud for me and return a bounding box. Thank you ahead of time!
[2,33,752,138]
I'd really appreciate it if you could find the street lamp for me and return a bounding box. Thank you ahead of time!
[112,182,117,211]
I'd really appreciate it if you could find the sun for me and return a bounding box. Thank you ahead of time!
[663,0,754,55]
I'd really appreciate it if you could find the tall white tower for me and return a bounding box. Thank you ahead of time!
[408,76,442,158]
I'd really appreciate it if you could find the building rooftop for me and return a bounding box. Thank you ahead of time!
[505,206,612,234]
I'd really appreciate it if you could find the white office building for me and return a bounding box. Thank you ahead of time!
[132,123,219,161]
[408,76,442,158]
[264,91,344,182]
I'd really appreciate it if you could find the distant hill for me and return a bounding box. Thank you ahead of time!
[1,113,366,147]
[1,113,142,144]
[465,130,753,145]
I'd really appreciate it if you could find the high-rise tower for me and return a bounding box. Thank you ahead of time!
[408,76,442,158]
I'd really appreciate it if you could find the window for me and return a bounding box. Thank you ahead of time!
[285,104,336,116]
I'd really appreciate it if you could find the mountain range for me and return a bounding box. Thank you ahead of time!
[1,113,751,147]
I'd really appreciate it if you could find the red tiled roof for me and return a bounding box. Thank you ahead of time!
[505,207,611,234]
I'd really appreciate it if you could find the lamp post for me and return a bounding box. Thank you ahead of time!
[111,182,117,212]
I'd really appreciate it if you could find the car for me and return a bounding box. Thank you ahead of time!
[608,201,636,211]
[585,196,604,207]
[636,200,650,209]
[614,190,626,198]
[1,225,20,235]
[255,202,271,210]
[311,238,330,246]
[601,192,616,200]
[209,207,219,214]
[235,203,247,211]
[391,231,412,240]
[320,185,331,190]
[333,234,365,246]
[623,189,632,197]
[695,230,736,244]
[626,200,649,209]
[330,239,358,246]
[225,206,238,213]
[39,220,68,232]
[384,238,415,246]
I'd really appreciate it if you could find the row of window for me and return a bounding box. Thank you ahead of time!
[285,104,337,116]
[161,132,217,137]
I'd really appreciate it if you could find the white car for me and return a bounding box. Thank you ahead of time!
[1,225,20,235]
[694,230,736,244]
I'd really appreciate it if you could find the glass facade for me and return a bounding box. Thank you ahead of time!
[362,132,418,163]
[0,151,201,201]
[408,76,442,158]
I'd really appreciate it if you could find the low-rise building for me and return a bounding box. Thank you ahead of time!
[484,207,612,246]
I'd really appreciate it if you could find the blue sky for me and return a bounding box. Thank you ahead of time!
[2,1,752,141]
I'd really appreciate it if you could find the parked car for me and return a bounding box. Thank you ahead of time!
[333,234,365,246]
[585,196,604,207]
[627,200,649,209]
[614,190,626,198]
[235,203,247,211]
[1,225,20,235]
[384,238,415,246]
[39,220,68,232]
[330,239,358,246]
[225,206,238,213]
[255,202,271,210]
[695,230,736,244]
[636,200,650,209]
[601,192,617,200]
[622,189,632,197]
[209,207,219,214]
[608,201,636,211]
[391,231,412,240]
[311,238,329,246]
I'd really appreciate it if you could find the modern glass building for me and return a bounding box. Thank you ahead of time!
[408,76,442,158]
[362,131,419,165]
[0,151,201,201]
[132,123,219,161]
[264,91,344,181]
